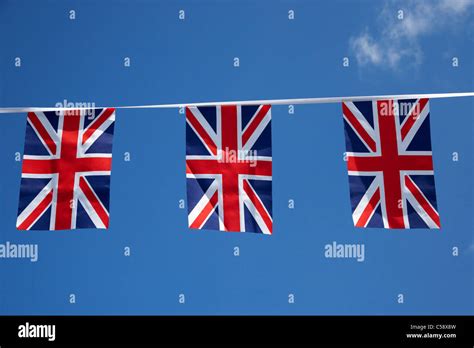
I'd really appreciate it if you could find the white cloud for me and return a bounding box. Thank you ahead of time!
[439,0,474,13]
[351,32,383,65]
[350,0,474,69]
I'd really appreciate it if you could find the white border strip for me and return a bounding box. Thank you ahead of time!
[0,92,472,114]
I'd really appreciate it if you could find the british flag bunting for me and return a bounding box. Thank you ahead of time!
[185,105,273,234]
[17,108,115,230]
[342,99,440,229]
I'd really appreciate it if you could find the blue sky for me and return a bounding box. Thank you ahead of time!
[0,0,472,315]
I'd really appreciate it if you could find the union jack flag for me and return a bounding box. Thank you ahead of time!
[186,105,272,234]
[17,108,115,230]
[342,99,440,229]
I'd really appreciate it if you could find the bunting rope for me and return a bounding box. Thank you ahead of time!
[0,91,472,114]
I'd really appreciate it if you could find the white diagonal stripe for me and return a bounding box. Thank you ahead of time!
[188,179,219,228]
[16,178,54,228]
[351,174,381,227]
[241,107,271,153]
[401,101,430,151]
[76,182,107,229]
[344,101,377,141]
[81,109,116,154]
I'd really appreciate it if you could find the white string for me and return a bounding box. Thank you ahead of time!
[0,92,472,114]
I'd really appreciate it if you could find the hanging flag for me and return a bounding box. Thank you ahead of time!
[16,108,115,230]
[342,99,440,229]
[186,105,273,234]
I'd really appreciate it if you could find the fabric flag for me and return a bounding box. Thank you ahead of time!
[342,98,441,229]
[185,105,273,234]
[16,108,115,230]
